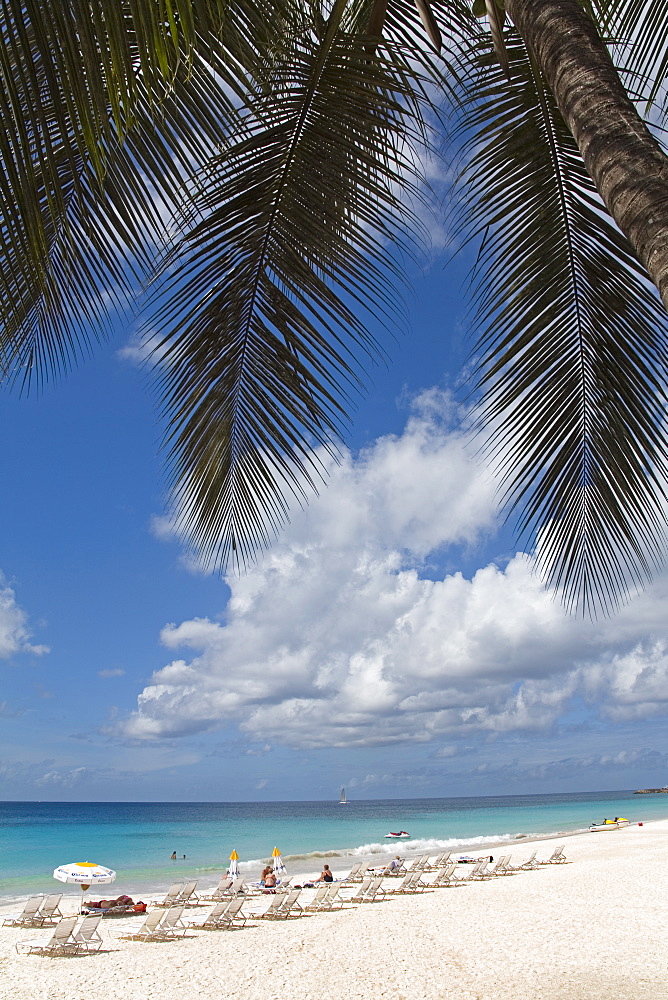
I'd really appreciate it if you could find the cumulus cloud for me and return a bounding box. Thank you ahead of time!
[121,390,668,749]
[0,576,49,659]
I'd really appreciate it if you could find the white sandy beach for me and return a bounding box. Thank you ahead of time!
[1,820,667,1000]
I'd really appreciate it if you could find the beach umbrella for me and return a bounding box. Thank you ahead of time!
[53,861,116,902]
[228,850,240,879]
[272,846,286,875]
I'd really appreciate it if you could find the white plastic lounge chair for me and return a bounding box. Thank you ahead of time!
[470,858,490,879]
[258,894,285,919]
[304,886,330,911]
[229,876,245,895]
[512,850,538,869]
[428,864,457,888]
[187,897,248,930]
[159,905,187,936]
[454,859,483,880]
[278,888,304,919]
[203,877,233,899]
[131,910,165,940]
[191,901,228,927]
[152,883,183,907]
[261,889,303,920]
[322,884,342,909]
[345,862,363,881]
[276,876,293,891]
[215,896,248,928]
[33,894,63,925]
[388,871,427,894]
[351,877,385,903]
[346,861,369,882]
[3,896,44,927]
[348,876,372,902]
[383,874,414,895]
[424,852,451,871]
[306,884,342,912]
[488,856,511,876]
[16,916,78,956]
[540,845,566,864]
[72,914,103,953]
[177,880,200,905]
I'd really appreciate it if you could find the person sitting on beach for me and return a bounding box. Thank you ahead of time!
[262,870,278,893]
[313,864,334,883]
[260,865,272,885]
[388,856,403,872]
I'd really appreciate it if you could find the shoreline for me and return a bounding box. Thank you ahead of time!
[1,819,667,999]
[0,818,654,905]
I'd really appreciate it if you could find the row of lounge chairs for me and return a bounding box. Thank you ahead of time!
[8,845,567,953]
[3,895,63,927]
[15,914,103,956]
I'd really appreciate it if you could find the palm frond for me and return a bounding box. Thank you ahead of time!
[0,0,289,385]
[149,0,434,569]
[594,0,668,118]
[451,32,668,615]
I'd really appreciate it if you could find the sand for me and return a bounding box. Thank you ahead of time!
[1,821,667,1000]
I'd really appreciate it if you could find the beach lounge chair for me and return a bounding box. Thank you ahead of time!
[152,883,183,907]
[159,906,188,936]
[229,876,246,894]
[454,859,483,880]
[487,856,511,876]
[513,851,539,869]
[258,894,285,919]
[16,916,78,956]
[352,877,385,903]
[2,896,44,927]
[304,886,330,911]
[540,845,566,864]
[177,880,200,905]
[259,888,302,920]
[187,897,248,930]
[347,876,372,902]
[276,876,293,891]
[345,861,368,882]
[33,894,63,925]
[428,864,457,888]
[130,910,166,941]
[406,855,429,873]
[470,858,490,879]
[72,914,103,953]
[203,877,233,899]
[424,852,451,871]
[305,884,342,912]
[387,871,427,894]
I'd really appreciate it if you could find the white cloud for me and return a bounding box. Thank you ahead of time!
[121,390,668,749]
[98,668,126,678]
[0,576,49,659]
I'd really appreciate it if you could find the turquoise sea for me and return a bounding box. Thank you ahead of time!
[2,790,668,902]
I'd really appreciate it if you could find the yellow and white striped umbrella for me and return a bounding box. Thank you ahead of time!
[228,850,240,879]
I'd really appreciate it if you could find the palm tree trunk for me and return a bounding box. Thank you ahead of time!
[505,0,668,311]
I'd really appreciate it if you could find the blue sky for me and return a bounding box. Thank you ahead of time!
[1,243,668,803]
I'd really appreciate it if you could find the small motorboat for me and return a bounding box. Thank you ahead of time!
[384,831,410,838]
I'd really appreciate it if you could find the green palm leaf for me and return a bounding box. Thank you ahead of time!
[150,0,435,567]
[451,31,668,614]
[0,0,286,385]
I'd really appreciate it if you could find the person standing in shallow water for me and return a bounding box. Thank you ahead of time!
[170,851,177,860]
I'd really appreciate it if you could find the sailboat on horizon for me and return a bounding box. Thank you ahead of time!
[339,787,347,805]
